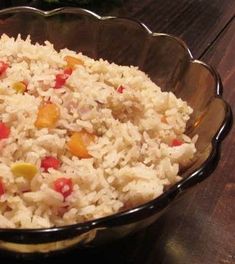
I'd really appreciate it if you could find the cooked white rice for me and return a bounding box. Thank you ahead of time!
[0,34,197,228]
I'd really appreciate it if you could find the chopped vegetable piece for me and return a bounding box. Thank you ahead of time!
[171,139,183,147]
[41,156,61,172]
[64,55,83,69]
[54,68,72,89]
[0,179,5,196]
[117,85,125,93]
[12,81,27,93]
[0,122,10,139]
[64,67,73,75]
[11,163,37,180]
[0,61,8,75]
[54,73,67,89]
[54,178,73,198]
[68,131,95,158]
[35,103,60,128]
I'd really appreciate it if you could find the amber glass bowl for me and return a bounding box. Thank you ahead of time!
[0,6,232,255]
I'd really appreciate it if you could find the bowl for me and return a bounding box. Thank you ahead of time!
[0,6,232,255]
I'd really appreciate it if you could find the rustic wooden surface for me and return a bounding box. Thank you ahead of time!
[0,1,234,263]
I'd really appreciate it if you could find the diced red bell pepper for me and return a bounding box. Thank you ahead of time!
[54,68,73,89]
[0,179,5,196]
[171,139,183,147]
[0,122,10,139]
[41,156,61,172]
[117,85,125,93]
[54,178,73,198]
[64,67,73,75]
[0,61,8,75]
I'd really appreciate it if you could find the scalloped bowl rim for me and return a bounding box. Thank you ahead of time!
[0,6,232,237]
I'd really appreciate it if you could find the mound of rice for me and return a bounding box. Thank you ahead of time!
[0,34,197,228]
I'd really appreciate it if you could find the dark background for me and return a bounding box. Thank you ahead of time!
[0,1,234,263]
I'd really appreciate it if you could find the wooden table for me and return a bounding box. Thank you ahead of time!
[0,1,234,263]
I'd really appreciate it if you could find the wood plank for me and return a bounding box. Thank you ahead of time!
[28,0,235,58]
[0,0,234,58]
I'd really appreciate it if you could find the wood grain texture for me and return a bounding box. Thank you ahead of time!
[0,1,234,263]
[3,0,234,58]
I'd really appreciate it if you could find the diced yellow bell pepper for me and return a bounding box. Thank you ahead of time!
[11,162,37,180]
[64,55,83,69]
[35,103,60,129]
[68,131,95,158]
[12,81,27,94]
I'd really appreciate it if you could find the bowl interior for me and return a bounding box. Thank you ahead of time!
[0,8,231,239]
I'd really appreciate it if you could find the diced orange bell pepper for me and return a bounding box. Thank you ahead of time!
[68,131,95,158]
[64,55,83,69]
[35,103,60,128]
